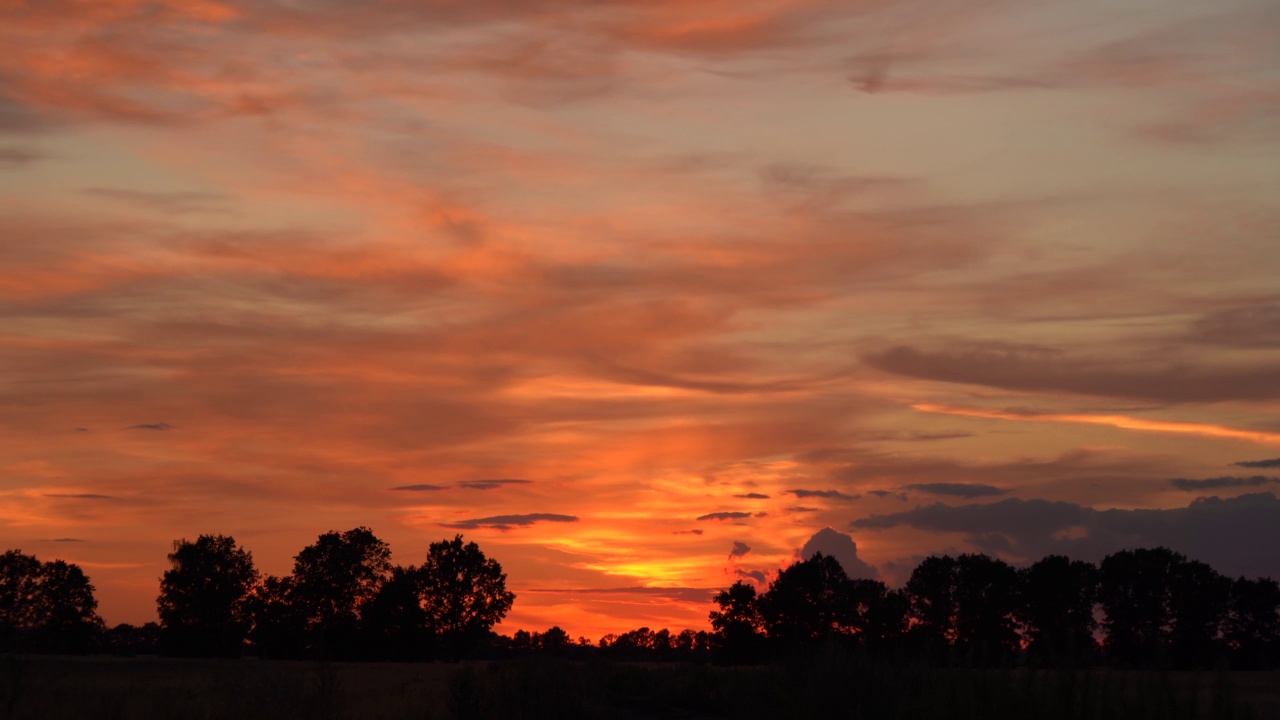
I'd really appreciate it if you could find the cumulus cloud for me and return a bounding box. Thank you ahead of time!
[904,482,1008,498]
[697,511,752,521]
[788,489,857,501]
[441,513,578,530]
[1169,476,1280,491]
[729,541,751,560]
[1235,458,1280,469]
[390,484,447,492]
[852,493,1280,580]
[800,527,878,579]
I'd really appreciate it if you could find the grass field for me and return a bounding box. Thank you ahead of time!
[1,654,1277,720]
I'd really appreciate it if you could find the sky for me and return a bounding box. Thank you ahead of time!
[2,0,1279,640]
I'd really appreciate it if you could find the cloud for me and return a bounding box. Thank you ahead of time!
[389,484,447,492]
[525,586,718,604]
[800,527,878,580]
[1169,476,1280,491]
[0,146,44,165]
[458,479,533,490]
[673,529,704,535]
[733,492,770,499]
[49,538,86,542]
[729,541,751,560]
[441,513,578,530]
[1188,305,1280,348]
[868,490,908,501]
[44,493,115,500]
[904,482,1008,498]
[1235,458,1280,469]
[852,493,1280,580]
[866,344,1280,402]
[786,506,821,513]
[735,568,768,585]
[81,188,228,215]
[697,511,753,522]
[127,422,175,431]
[788,489,857,501]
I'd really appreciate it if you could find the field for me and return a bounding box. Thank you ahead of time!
[1,654,1277,720]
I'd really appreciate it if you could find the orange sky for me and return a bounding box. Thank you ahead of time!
[2,0,1280,640]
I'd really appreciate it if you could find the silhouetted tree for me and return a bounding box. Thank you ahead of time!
[1099,547,1183,667]
[361,565,433,660]
[1224,576,1280,669]
[417,535,515,659]
[245,575,308,658]
[0,550,102,653]
[1019,555,1099,667]
[952,554,1021,664]
[852,580,908,657]
[709,580,763,664]
[157,534,258,657]
[757,553,858,652]
[291,527,392,657]
[540,625,571,654]
[905,555,958,663]
[103,622,161,656]
[1168,559,1231,668]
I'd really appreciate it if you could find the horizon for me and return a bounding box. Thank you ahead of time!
[3,0,1280,643]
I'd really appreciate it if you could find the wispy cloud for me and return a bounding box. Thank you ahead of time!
[441,513,579,530]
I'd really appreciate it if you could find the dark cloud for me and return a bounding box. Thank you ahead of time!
[852,493,1280,580]
[904,482,1008,498]
[1235,458,1280,469]
[868,490,909,501]
[735,568,768,584]
[729,541,751,560]
[697,511,752,521]
[0,95,53,134]
[673,529,704,535]
[44,493,115,500]
[800,527,878,580]
[733,492,770,499]
[48,538,86,543]
[789,489,857,501]
[389,484,447,492]
[864,344,1280,402]
[1188,305,1280,348]
[1169,476,1280,491]
[441,513,578,530]
[127,422,175,431]
[787,506,821,513]
[458,479,532,490]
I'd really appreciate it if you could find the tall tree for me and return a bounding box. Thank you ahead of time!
[709,580,763,664]
[1224,576,1280,670]
[416,535,514,658]
[244,575,308,659]
[1168,559,1231,668]
[291,527,392,657]
[1099,547,1184,667]
[157,535,258,657]
[1019,555,1099,667]
[905,555,958,662]
[757,553,858,650]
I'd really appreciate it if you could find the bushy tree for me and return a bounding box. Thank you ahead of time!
[709,580,763,664]
[1019,555,1099,666]
[291,527,392,657]
[1168,559,1231,668]
[757,553,858,650]
[417,535,514,658]
[1099,547,1183,667]
[0,550,102,653]
[1224,576,1280,669]
[157,534,258,657]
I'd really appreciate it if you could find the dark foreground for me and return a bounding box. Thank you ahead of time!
[1,654,1277,720]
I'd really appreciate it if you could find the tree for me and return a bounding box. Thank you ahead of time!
[1099,547,1184,667]
[416,535,514,658]
[1224,576,1280,669]
[1168,559,1231,668]
[244,575,308,659]
[291,527,392,657]
[361,565,432,660]
[1019,555,1099,667]
[709,580,763,663]
[905,555,958,662]
[0,550,102,653]
[757,553,858,651]
[157,535,258,657]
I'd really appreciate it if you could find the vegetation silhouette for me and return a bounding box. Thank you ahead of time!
[2,536,1278,673]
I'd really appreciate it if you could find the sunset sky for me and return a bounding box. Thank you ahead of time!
[2,0,1279,640]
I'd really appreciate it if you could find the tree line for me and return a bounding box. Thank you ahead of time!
[2,534,1277,669]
